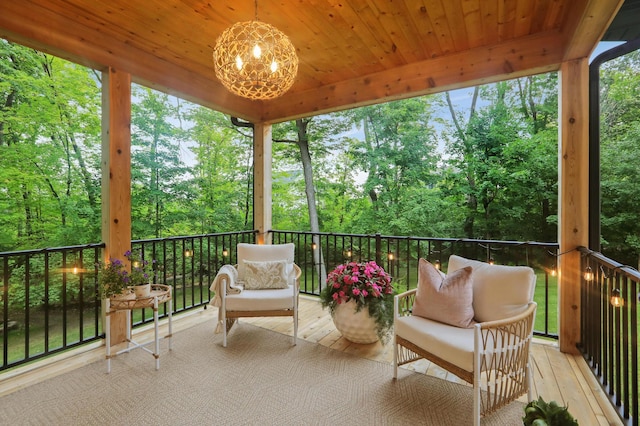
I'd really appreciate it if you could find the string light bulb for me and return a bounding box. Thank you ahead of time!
[584,266,594,281]
[610,288,624,307]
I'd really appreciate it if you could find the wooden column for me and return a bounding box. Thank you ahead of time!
[558,58,589,354]
[253,122,273,245]
[101,67,132,345]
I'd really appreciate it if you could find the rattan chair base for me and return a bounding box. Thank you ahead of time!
[396,335,473,384]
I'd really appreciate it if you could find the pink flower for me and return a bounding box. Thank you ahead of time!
[352,288,361,296]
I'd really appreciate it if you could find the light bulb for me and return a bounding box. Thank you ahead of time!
[253,44,261,58]
[610,289,624,307]
[235,55,243,70]
[270,61,278,72]
[584,266,594,281]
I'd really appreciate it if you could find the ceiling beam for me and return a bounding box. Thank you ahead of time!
[262,31,565,123]
[562,0,625,61]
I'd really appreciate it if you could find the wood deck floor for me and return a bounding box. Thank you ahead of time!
[0,295,623,425]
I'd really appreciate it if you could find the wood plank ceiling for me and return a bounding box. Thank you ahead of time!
[0,0,626,124]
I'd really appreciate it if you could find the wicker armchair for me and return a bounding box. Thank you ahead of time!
[209,243,301,347]
[393,255,537,426]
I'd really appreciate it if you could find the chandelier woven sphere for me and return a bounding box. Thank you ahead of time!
[213,20,298,100]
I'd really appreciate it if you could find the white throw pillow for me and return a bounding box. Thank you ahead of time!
[447,255,536,322]
[242,260,289,290]
[236,243,295,283]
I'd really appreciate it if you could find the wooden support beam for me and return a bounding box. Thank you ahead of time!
[558,58,589,354]
[253,123,272,245]
[101,68,132,346]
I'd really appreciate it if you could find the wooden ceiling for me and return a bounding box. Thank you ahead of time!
[0,0,626,124]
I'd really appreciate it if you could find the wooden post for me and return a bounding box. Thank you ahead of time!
[558,58,589,354]
[253,123,273,245]
[101,67,132,345]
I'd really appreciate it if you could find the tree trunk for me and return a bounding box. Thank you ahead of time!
[295,119,327,289]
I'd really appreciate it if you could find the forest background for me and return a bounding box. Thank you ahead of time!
[1,40,639,267]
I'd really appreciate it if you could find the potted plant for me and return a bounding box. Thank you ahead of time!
[320,260,395,344]
[98,250,154,299]
[523,397,578,425]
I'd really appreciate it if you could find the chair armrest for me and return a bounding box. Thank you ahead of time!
[394,288,417,318]
[292,264,301,295]
[477,302,537,331]
[474,302,537,354]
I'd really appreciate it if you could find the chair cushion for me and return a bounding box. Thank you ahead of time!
[242,259,289,289]
[225,286,295,311]
[396,315,475,372]
[412,258,475,328]
[447,255,536,322]
[236,243,295,285]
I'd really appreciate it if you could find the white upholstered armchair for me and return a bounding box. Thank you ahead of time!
[393,255,537,426]
[209,243,301,347]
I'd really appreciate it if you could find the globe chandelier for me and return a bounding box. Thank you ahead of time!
[213,0,298,100]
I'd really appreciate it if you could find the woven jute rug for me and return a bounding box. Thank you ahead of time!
[0,321,524,425]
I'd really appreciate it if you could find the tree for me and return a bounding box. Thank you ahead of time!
[0,40,102,249]
[188,109,253,233]
[130,86,193,238]
[599,50,640,266]
[345,97,441,236]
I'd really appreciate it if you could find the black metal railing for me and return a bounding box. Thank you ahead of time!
[1,243,104,371]
[2,230,560,371]
[0,231,257,371]
[270,230,560,339]
[579,247,639,426]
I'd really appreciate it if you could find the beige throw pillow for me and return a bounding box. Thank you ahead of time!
[242,260,289,290]
[412,258,475,328]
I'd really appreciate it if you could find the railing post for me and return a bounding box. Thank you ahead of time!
[375,233,382,265]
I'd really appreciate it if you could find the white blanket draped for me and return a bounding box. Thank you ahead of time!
[209,264,243,333]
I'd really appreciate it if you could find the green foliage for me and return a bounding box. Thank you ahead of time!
[98,250,155,298]
[2,40,640,272]
[599,50,640,265]
[523,397,578,426]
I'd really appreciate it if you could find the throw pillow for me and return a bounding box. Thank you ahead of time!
[412,258,475,328]
[242,260,289,290]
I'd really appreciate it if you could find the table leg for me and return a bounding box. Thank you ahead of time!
[154,296,160,370]
[168,297,173,351]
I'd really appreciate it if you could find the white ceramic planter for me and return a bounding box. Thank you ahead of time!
[331,300,379,344]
